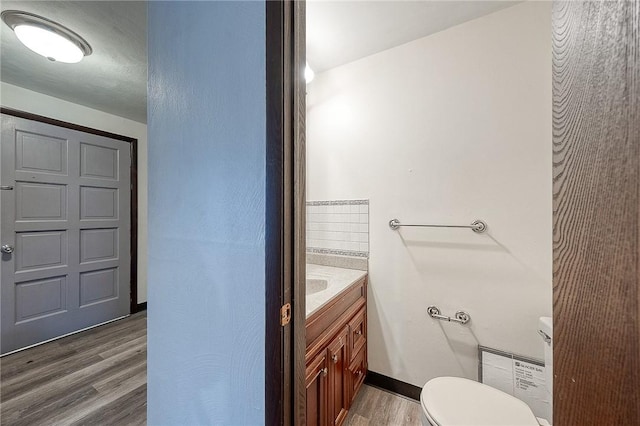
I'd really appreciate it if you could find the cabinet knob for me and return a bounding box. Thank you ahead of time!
[355,330,362,336]
[322,367,328,377]
[332,354,338,363]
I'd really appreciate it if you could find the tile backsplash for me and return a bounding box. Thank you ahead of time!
[306,199,369,258]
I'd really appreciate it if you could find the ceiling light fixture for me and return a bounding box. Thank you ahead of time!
[1,10,92,63]
[305,62,315,83]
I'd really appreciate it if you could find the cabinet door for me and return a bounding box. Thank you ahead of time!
[306,350,328,426]
[327,326,350,426]
[348,308,366,362]
[348,346,367,404]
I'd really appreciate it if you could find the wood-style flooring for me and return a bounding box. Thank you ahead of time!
[345,384,422,426]
[0,312,418,426]
[0,312,147,426]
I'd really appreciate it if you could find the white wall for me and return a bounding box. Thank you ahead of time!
[307,2,552,387]
[1,81,148,303]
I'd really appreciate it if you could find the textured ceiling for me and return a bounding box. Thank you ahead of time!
[1,1,519,123]
[307,1,520,73]
[1,1,147,123]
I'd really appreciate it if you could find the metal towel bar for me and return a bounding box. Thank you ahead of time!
[389,218,487,233]
[427,306,471,325]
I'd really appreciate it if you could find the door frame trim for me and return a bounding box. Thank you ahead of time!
[265,1,287,421]
[0,106,141,314]
[265,0,306,424]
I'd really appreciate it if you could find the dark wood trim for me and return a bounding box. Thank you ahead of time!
[135,302,147,312]
[364,371,422,402]
[129,135,139,314]
[552,1,640,424]
[0,107,137,143]
[265,1,287,425]
[265,0,286,423]
[291,2,307,424]
[265,0,306,424]
[0,107,141,316]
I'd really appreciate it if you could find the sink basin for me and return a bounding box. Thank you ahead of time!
[306,278,329,295]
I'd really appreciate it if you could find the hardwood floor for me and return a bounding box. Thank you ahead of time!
[1,313,418,426]
[0,312,147,426]
[345,385,422,426]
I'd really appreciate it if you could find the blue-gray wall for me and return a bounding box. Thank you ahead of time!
[147,2,266,423]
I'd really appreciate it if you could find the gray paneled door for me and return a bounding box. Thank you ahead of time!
[1,114,131,354]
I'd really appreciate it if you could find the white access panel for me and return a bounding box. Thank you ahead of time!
[479,346,550,421]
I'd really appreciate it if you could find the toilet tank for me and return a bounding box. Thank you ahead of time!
[539,317,553,423]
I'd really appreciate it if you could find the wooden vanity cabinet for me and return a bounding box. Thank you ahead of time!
[306,350,328,426]
[306,276,367,426]
[348,309,366,359]
[347,346,367,404]
[327,326,349,426]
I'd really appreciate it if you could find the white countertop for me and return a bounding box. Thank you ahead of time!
[306,264,367,318]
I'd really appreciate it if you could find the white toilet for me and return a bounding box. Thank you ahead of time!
[420,317,553,426]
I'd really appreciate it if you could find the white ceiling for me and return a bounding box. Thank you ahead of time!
[1,1,147,123]
[0,1,518,124]
[307,1,520,73]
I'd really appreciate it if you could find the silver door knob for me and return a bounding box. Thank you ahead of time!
[1,245,14,254]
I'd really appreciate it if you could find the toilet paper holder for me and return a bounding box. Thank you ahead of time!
[427,305,471,325]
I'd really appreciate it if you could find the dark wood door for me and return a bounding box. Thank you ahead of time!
[327,326,349,426]
[306,350,328,426]
[552,1,640,424]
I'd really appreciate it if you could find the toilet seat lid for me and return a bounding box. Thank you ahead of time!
[421,377,539,426]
